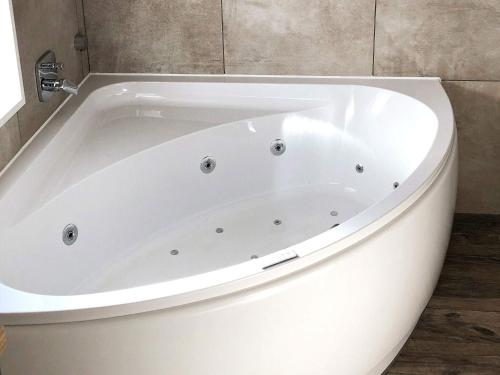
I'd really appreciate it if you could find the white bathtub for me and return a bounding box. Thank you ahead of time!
[0,74,457,374]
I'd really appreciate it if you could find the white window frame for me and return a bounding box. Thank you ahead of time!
[0,0,25,127]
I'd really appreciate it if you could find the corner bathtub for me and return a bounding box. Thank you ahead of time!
[0,75,457,375]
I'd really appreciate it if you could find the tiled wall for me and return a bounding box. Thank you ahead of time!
[2,1,499,213]
[223,0,375,75]
[0,0,88,171]
[83,0,224,73]
[373,1,500,214]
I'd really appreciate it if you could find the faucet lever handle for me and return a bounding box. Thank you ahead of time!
[39,62,64,71]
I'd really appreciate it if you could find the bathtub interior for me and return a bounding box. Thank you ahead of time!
[0,82,438,296]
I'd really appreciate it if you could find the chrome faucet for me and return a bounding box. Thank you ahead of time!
[41,77,79,96]
[36,50,79,102]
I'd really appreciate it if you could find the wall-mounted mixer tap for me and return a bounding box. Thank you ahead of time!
[41,78,79,96]
[36,50,79,102]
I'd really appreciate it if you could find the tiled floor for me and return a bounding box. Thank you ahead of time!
[386,214,500,374]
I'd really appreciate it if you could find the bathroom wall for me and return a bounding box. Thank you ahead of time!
[83,0,224,73]
[375,1,500,214]
[2,1,499,214]
[0,0,88,171]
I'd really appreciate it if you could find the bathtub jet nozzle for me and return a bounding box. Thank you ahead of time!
[62,224,78,246]
[270,139,286,156]
[200,156,216,174]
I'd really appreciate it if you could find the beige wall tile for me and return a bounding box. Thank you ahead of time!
[223,0,375,75]
[375,0,500,80]
[443,81,500,214]
[0,115,21,172]
[13,0,84,144]
[83,0,224,74]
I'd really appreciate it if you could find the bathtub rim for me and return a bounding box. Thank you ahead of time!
[0,74,455,325]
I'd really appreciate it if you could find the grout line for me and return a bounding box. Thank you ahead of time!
[426,305,500,314]
[73,0,85,79]
[220,0,226,74]
[371,0,377,76]
[15,112,22,146]
[79,0,91,73]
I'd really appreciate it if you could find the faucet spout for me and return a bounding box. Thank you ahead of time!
[41,79,79,96]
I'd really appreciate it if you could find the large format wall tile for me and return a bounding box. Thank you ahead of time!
[375,0,500,80]
[0,115,21,172]
[83,0,224,74]
[13,0,84,144]
[222,0,375,75]
[443,81,500,214]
